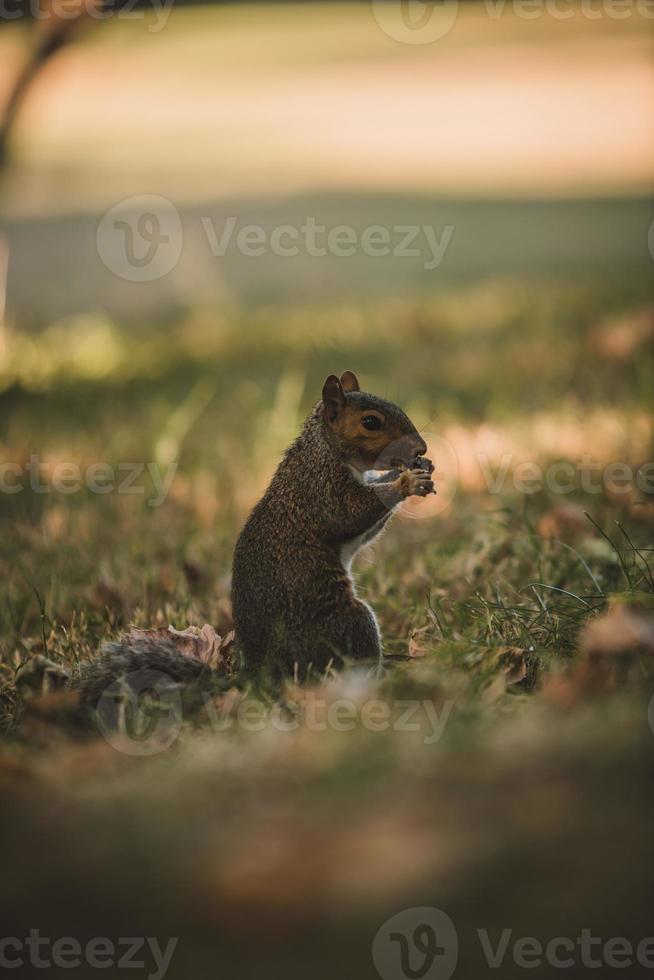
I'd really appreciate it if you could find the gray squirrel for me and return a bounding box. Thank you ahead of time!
[232,371,433,677]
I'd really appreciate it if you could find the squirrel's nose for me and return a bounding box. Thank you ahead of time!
[411,434,427,457]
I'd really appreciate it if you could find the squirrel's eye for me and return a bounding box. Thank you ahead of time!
[361,415,382,431]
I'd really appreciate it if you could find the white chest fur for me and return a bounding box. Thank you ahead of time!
[340,531,370,570]
[340,465,397,570]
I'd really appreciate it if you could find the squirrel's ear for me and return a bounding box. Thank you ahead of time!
[322,374,345,422]
[340,371,360,393]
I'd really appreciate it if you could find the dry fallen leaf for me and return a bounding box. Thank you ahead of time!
[408,625,432,658]
[500,647,528,685]
[125,623,233,672]
[589,306,654,361]
[537,504,588,540]
[581,604,654,658]
[546,604,654,697]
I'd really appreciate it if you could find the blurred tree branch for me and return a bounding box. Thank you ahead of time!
[0,0,106,168]
[0,1,105,356]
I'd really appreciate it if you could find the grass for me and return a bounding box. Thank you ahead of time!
[0,272,653,977]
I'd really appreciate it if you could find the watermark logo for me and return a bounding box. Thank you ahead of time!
[0,931,177,979]
[95,688,456,755]
[3,450,652,511]
[95,669,183,756]
[373,910,654,973]
[372,0,654,44]
[372,907,459,980]
[0,0,173,32]
[96,195,182,282]
[372,1,459,44]
[96,205,454,279]
[202,215,454,270]
[0,455,177,507]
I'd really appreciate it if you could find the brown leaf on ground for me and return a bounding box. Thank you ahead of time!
[589,306,654,361]
[581,604,654,658]
[537,504,588,539]
[628,499,654,525]
[500,647,528,685]
[125,623,232,671]
[482,647,529,702]
[408,625,431,658]
[541,671,581,709]
[547,604,654,698]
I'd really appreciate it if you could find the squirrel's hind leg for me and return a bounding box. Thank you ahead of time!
[342,598,383,665]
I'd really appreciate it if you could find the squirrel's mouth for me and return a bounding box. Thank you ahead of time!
[389,456,425,471]
[365,454,425,472]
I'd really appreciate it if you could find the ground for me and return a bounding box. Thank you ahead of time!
[1,276,653,978]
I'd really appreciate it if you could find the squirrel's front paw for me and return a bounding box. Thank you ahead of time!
[411,455,435,475]
[399,469,435,498]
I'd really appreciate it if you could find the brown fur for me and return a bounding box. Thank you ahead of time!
[232,372,433,677]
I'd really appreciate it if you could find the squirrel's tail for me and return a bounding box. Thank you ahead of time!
[78,637,212,709]
[76,637,227,734]
[13,636,238,733]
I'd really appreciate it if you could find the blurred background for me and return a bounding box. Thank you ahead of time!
[0,4,653,979]
[1,3,653,324]
[0,3,651,519]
